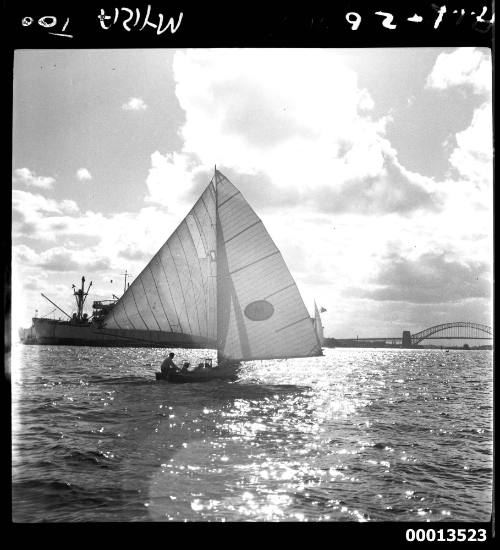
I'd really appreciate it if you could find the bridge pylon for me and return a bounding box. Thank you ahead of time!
[402,330,412,349]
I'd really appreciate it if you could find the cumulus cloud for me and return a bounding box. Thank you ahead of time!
[22,274,45,292]
[449,101,493,186]
[165,49,436,217]
[37,248,81,272]
[14,244,111,273]
[12,190,81,240]
[426,47,492,95]
[12,189,176,281]
[12,190,172,270]
[122,97,148,111]
[12,244,39,265]
[13,190,79,217]
[76,168,92,181]
[144,151,202,210]
[330,295,492,337]
[425,48,493,191]
[173,50,376,171]
[144,152,295,213]
[311,150,441,215]
[359,252,491,304]
[13,167,56,190]
[118,246,152,262]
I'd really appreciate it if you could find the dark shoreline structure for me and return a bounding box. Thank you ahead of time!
[324,338,492,350]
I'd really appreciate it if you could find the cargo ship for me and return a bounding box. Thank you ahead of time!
[23,275,215,348]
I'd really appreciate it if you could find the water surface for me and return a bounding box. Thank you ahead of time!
[11,345,493,522]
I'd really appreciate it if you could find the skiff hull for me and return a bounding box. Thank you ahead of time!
[155,365,239,383]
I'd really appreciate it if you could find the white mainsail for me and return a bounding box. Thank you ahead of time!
[104,169,322,361]
[103,183,217,346]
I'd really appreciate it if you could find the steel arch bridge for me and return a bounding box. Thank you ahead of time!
[411,322,493,346]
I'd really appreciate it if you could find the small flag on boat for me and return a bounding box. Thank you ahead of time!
[320,307,327,313]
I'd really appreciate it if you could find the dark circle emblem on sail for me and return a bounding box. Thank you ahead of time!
[244,300,275,321]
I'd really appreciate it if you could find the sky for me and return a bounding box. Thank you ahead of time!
[12,47,493,339]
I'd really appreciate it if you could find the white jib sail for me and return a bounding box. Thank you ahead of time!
[103,183,217,344]
[314,301,324,346]
[215,170,322,361]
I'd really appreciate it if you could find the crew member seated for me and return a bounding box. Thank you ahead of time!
[161,352,178,376]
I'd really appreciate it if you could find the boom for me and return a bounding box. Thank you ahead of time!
[40,293,71,319]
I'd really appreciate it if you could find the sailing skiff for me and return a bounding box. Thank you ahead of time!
[101,168,323,381]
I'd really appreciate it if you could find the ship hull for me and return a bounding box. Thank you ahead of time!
[32,318,216,348]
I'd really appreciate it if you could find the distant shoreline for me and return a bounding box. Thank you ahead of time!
[324,339,492,351]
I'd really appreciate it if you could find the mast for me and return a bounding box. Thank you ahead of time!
[214,167,222,364]
[73,276,92,321]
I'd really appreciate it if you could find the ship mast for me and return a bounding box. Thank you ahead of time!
[122,270,133,294]
[73,276,92,321]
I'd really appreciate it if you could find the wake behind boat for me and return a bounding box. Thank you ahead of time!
[100,168,323,382]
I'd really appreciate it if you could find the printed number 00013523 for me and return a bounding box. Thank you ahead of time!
[406,528,487,542]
